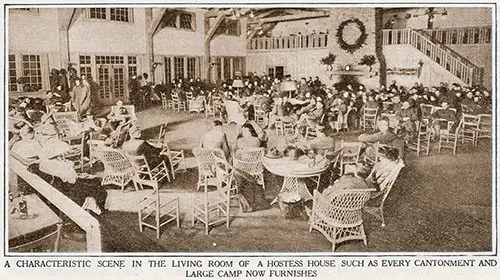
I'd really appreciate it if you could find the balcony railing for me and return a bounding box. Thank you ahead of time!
[247,34,328,51]
[419,26,491,45]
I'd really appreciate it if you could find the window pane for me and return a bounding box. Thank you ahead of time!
[21,54,42,90]
[89,8,106,19]
[179,13,192,30]
[162,11,178,28]
[165,57,172,82]
[174,57,184,80]
[110,8,129,22]
[9,55,17,91]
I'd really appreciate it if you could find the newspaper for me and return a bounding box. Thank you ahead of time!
[1,0,498,279]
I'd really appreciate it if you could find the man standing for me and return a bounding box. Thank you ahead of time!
[70,77,91,119]
[199,120,230,159]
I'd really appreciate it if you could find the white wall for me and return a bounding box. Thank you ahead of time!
[210,18,247,57]
[69,8,147,56]
[247,8,380,87]
[153,9,205,56]
[448,44,492,89]
[383,45,464,87]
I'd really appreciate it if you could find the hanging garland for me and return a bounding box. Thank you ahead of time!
[336,18,368,54]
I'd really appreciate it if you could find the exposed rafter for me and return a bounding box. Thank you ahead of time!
[259,11,329,23]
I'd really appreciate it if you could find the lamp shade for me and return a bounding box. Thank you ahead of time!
[232,79,244,88]
[281,81,297,92]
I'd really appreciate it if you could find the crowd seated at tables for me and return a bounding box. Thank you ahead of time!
[8,67,492,248]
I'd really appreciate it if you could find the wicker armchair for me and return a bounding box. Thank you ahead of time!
[192,148,226,191]
[309,188,375,252]
[99,147,137,191]
[233,148,265,189]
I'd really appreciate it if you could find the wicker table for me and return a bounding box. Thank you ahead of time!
[263,156,328,202]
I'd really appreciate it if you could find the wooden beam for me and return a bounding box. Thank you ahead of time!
[248,10,276,23]
[203,14,225,81]
[247,21,264,40]
[57,8,75,68]
[148,8,167,36]
[204,8,221,18]
[205,13,224,44]
[260,11,329,23]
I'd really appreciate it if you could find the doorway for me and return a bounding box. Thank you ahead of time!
[96,65,126,106]
[268,66,284,80]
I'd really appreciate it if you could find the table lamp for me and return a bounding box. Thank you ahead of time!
[232,79,244,96]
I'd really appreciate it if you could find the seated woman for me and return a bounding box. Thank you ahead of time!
[121,125,171,172]
[236,123,261,149]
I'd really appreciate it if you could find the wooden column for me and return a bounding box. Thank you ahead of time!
[204,13,224,83]
[57,8,75,68]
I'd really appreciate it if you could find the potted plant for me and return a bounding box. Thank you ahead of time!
[320,52,337,71]
[359,55,377,72]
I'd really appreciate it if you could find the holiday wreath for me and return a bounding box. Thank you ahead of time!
[336,18,368,54]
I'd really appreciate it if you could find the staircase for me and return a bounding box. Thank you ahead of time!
[382,29,484,86]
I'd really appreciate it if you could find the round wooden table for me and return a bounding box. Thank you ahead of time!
[263,156,328,202]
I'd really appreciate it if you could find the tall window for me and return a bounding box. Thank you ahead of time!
[79,55,92,80]
[165,57,172,82]
[159,10,195,31]
[187,57,197,79]
[88,8,132,22]
[22,55,42,90]
[223,57,231,80]
[9,55,17,92]
[174,57,184,80]
[128,56,137,78]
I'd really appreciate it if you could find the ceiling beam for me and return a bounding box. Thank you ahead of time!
[260,11,329,24]
[248,10,278,23]
[205,8,232,18]
[246,21,264,40]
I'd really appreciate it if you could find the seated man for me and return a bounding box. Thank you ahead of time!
[364,148,401,196]
[430,101,457,139]
[199,120,230,159]
[358,117,404,160]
